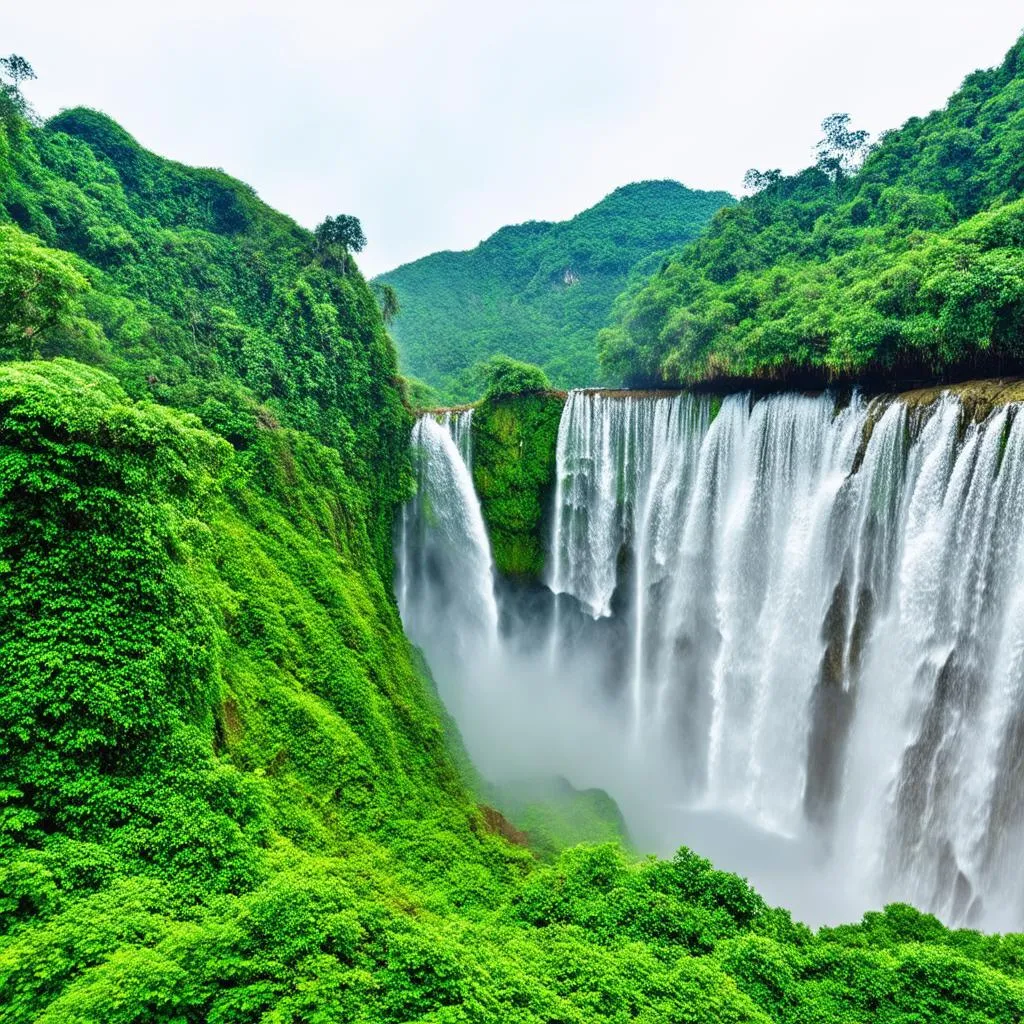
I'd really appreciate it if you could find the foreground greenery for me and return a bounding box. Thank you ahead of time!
[600,35,1024,388]
[7,360,1024,1023]
[3,62,1024,1024]
[376,181,733,399]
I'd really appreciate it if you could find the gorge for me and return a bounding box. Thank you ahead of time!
[399,384,1024,931]
[8,25,1024,1020]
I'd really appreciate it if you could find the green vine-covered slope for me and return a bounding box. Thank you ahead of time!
[599,35,1024,389]
[4,68,1024,1024]
[0,358,537,1020]
[376,181,733,399]
[0,99,408,558]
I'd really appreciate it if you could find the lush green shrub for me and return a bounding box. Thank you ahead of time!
[482,354,551,398]
[400,373,441,410]
[488,777,629,862]
[0,225,95,359]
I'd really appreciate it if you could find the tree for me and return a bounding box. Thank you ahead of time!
[373,282,400,324]
[816,113,869,182]
[0,82,20,130]
[742,168,782,194]
[0,54,36,93]
[314,214,366,254]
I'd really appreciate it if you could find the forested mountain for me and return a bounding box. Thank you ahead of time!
[376,180,733,400]
[4,56,1024,1024]
[600,35,1024,388]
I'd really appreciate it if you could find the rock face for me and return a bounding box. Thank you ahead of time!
[477,804,530,847]
[899,378,1024,422]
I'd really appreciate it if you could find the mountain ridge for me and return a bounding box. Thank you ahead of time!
[376,179,734,399]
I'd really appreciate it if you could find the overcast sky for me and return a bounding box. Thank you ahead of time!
[7,2,1024,275]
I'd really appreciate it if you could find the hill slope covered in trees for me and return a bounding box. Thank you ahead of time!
[599,35,1024,389]
[375,180,733,400]
[3,62,1024,1024]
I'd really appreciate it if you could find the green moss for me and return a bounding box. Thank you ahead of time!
[471,391,565,578]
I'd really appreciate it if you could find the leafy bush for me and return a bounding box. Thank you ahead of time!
[482,354,551,398]
[0,225,96,359]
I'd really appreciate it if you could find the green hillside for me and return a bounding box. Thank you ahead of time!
[3,60,1024,1024]
[376,180,733,400]
[600,35,1024,388]
[0,98,407,559]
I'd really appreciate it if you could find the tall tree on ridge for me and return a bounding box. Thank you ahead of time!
[816,113,869,183]
[0,54,36,95]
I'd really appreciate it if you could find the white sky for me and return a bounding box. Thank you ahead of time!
[7,1,1023,275]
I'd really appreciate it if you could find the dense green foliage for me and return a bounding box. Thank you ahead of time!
[0,98,407,558]
[401,373,442,410]
[4,67,1024,1023]
[481,354,551,400]
[600,35,1024,387]
[0,359,535,1021]
[0,223,92,357]
[471,390,564,577]
[377,181,733,399]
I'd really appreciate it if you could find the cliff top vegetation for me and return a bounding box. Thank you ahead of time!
[600,35,1024,391]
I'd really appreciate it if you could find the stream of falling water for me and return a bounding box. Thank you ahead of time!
[397,390,1024,929]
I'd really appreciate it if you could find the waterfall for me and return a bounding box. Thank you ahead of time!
[546,391,711,735]
[441,408,474,469]
[396,416,498,707]
[397,388,1024,929]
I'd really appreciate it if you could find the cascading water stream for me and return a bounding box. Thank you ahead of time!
[396,415,498,711]
[441,408,474,469]
[396,388,1024,929]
